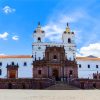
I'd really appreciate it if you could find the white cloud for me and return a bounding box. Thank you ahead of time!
[0,32,9,40]
[59,11,85,24]
[0,32,19,40]
[0,53,5,55]
[43,24,63,42]
[12,35,19,40]
[77,43,100,57]
[42,10,86,42]
[60,16,75,23]
[2,6,15,14]
[76,53,83,57]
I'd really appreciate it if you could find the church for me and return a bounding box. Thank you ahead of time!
[0,22,100,89]
[32,22,77,81]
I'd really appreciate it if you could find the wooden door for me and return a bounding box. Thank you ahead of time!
[9,70,16,78]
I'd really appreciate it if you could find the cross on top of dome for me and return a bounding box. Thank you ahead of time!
[66,22,70,33]
[34,22,45,33]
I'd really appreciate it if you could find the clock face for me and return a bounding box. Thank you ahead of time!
[69,47,74,51]
[69,47,72,51]
[38,47,41,50]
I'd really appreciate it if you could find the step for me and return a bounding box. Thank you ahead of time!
[45,82,80,90]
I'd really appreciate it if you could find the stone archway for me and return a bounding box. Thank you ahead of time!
[93,83,96,88]
[8,83,12,89]
[22,83,25,89]
[80,82,84,89]
[7,64,18,79]
[52,69,59,81]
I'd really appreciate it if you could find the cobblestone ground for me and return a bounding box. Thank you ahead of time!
[0,90,100,100]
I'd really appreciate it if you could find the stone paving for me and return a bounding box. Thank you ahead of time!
[0,90,100,100]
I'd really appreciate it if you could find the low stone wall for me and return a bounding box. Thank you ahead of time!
[71,78,100,89]
[0,78,55,89]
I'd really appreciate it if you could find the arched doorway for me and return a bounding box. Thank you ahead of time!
[93,83,96,88]
[52,69,59,81]
[8,83,12,89]
[69,70,73,78]
[9,70,16,78]
[22,83,25,89]
[80,82,84,89]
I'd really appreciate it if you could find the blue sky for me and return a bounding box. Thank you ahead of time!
[0,0,100,57]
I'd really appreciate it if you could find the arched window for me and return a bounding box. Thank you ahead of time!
[24,62,27,66]
[38,70,41,75]
[38,37,41,42]
[0,69,2,75]
[79,64,81,68]
[69,57,71,61]
[94,75,97,79]
[69,70,73,75]
[38,47,41,50]
[88,65,90,68]
[53,55,57,59]
[68,38,71,43]
[0,62,2,66]
[12,62,14,65]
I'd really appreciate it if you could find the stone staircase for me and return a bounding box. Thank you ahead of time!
[45,81,80,90]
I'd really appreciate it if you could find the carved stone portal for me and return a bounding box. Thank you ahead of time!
[7,63,19,78]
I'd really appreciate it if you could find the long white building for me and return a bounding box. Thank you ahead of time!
[77,56,100,79]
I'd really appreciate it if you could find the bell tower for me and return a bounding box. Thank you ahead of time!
[33,22,45,43]
[62,23,75,44]
[62,23,76,61]
[32,22,46,61]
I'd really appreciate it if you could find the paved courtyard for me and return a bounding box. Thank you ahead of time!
[0,90,100,100]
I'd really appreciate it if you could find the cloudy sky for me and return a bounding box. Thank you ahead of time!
[0,0,100,57]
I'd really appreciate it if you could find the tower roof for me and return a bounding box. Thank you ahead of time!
[66,22,70,33]
[37,22,41,28]
[34,22,45,33]
[63,22,74,34]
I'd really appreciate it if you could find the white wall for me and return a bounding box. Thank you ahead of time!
[0,58,33,78]
[77,59,100,79]
[0,57,100,79]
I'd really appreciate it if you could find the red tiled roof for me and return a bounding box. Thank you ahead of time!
[76,57,100,61]
[0,55,32,58]
[0,55,100,60]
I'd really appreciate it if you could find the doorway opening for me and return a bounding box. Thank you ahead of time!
[22,83,25,89]
[8,83,12,89]
[93,83,96,88]
[69,70,73,78]
[80,82,84,89]
[52,69,59,81]
[9,70,17,78]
